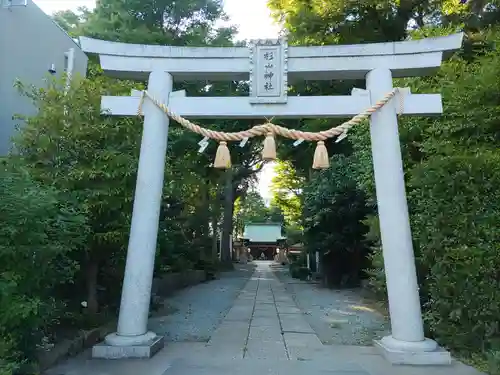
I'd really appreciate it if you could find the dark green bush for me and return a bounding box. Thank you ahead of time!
[487,351,500,375]
[366,152,500,353]
[287,252,300,263]
[196,258,218,280]
[296,267,311,281]
[290,265,310,280]
[289,262,300,279]
[0,166,88,373]
[409,152,500,352]
[303,154,372,287]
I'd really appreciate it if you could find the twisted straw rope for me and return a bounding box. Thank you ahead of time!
[137,88,402,142]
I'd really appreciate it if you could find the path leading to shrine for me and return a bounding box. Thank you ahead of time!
[46,262,483,375]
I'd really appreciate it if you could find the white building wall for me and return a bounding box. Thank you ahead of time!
[0,0,88,155]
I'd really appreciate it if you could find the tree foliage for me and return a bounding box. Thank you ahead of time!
[13,74,142,315]
[409,152,500,352]
[0,166,88,372]
[234,191,285,236]
[270,161,304,226]
[268,0,500,45]
[302,155,372,286]
[78,0,235,45]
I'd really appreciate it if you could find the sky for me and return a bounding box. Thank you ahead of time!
[33,0,280,203]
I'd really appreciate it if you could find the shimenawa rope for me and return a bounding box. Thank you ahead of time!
[137,88,404,169]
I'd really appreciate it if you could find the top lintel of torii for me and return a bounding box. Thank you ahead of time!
[80,33,463,83]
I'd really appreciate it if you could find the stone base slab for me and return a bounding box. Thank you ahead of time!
[374,338,452,365]
[92,335,164,359]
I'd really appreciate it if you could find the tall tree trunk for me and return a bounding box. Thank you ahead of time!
[198,178,211,260]
[86,259,99,315]
[211,193,220,262]
[211,213,219,261]
[220,168,233,265]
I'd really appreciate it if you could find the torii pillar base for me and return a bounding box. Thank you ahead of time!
[92,332,164,359]
[374,336,451,365]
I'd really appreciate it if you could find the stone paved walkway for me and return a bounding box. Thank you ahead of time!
[206,261,322,361]
[271,263,389,346]
[46,261,484,375]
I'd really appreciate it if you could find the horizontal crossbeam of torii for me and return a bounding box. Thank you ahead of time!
[104,88,442,118]
[80,34,462,118]
[80,34,461,81]
[80,33,463,364]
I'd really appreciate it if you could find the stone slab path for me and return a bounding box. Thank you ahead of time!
[206,261,322,361]
[271,263,389,346]
[45,261,484,375]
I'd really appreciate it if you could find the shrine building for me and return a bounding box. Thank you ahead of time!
[240,222,286,260]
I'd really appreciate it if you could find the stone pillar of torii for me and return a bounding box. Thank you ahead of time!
[80,33,463,364]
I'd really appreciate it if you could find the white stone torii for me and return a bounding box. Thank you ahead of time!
[80,33,463,364]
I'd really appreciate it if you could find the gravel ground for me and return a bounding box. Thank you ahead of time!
[272,264,389,346]
[148,263,256,342]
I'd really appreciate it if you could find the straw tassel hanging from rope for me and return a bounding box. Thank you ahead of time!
[312,141,329,169]
[262,132,277,161]
[214,141,231,169]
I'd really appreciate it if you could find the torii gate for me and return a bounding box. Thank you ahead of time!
[80,33,463,364]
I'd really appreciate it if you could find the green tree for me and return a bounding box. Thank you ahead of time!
[408,152,500,352]
[13,74,142,315]
[81,0,235,45]
[234,191,273,235]
[52,8,92,37]
[0,165,87,372]
[303,154,372,287]
[270,160,304,226]
[268,0,500,45]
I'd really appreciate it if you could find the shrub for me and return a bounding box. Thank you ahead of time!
[0,165,88,372]
[303,154,372,287]
[289,263,300,279]
[297,267,311,280]
[365,152,500,352]
[13,75,142,315]
[487,351,500,375]
[409,152,500,352]
[364,250,386,301]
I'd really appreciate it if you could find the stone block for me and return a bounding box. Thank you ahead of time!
[250,316,280,327]
[92,335,164,359]
[280,316,315,334]
[248,326,283,342]
[208,322,249,346]
[274,299,296,307]
[244,341,288,360]
[277,305,301,314]
[283,332,323,348]
[287,346,330,361]
[374,339,452,365]
[252,308,277,318]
